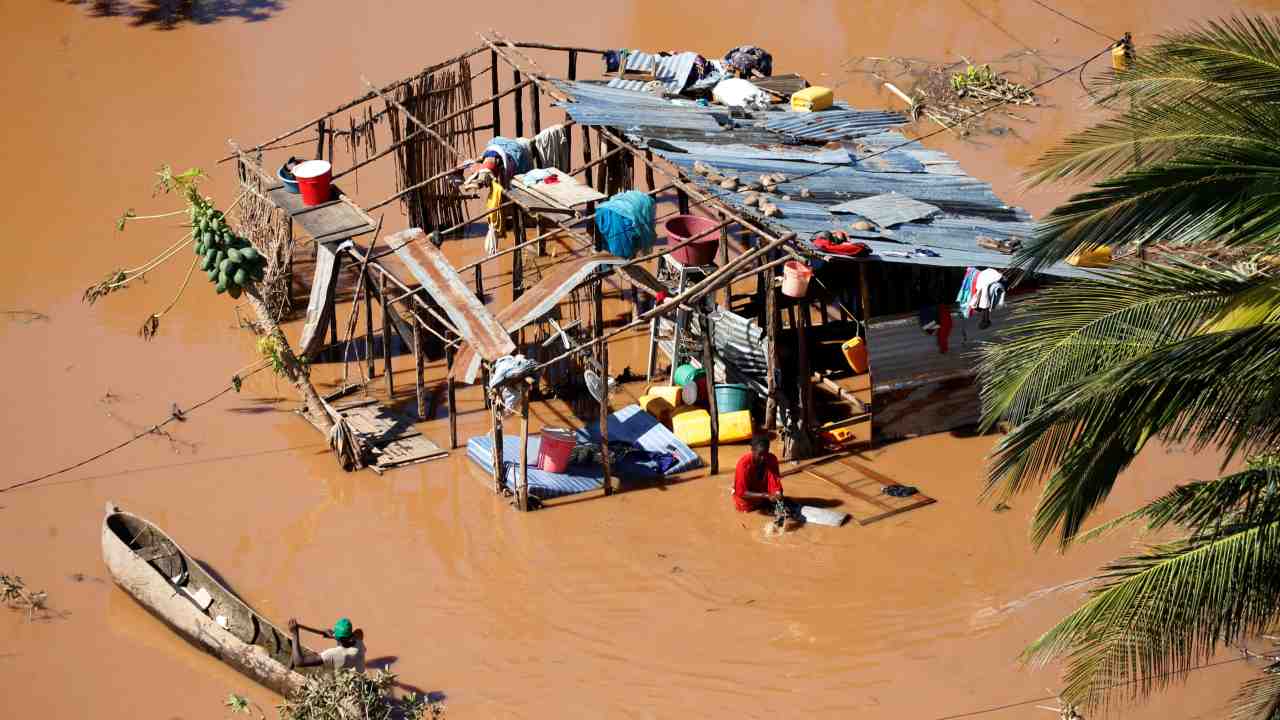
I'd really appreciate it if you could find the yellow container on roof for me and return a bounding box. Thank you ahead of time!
[671,408,754,447]
[791,86,834,112]
[646,385,683,407]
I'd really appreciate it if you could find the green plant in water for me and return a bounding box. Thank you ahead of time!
[277,670,443,720]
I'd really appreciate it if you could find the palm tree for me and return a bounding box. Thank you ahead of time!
[978,15,1280,717]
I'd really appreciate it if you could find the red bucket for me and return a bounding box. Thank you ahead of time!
[292,160,333,206]
[536,427,576,473]
[664,214,721,266]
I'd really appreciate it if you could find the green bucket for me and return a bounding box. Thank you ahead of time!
[673,363,705,387]
[714,383,752,413]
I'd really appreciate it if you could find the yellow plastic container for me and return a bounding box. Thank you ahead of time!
[672,408,711,447]
[842,337,869,374]
[716,409,753,444]
[646,385,683,407]
[1067,245,1113,268]
[638,394,675,422]
[791,86,834,112]
[671,408,753,447]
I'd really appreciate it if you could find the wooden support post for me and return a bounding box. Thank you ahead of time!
[594,275,613,495]
[475,263,485,300]
[587,201,599,251]
[513,69,524,138]
[328,303,339,350]
[518,387,530,511]
[701,313,720,475]
[566,51,577,164]
[364,268,376,378]
[536,216,546,257]
[414,322,426,420]
[446,339,458,449]
[765,265,779,431]
[315,120,326,160]
[530,82,541,135]
[858,262,873,331]
[718,212,730,308]
[490,393,504,495]
[677,188,690,216]
[644,150,656,191]
[380,272,394,400]
[490,50,502,136]
[797,302,815,432]
[581,125,594,188]
[819,299,830,325]
[512,209,526,302]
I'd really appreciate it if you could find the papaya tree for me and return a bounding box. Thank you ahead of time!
[86,166,333,433]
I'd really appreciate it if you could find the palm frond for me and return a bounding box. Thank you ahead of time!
[979,261,1260,428]
[1233,668,1280,720]
[1201,278,1280,333]
[987,323,1280,545]
[1027,520,1280,710]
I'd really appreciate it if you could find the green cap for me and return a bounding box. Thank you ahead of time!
[332,618,353,639]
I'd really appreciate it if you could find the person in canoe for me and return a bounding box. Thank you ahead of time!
[288,616,367,676]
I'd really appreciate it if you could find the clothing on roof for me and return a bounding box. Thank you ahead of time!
[594,191,656,259]
[484,137,532,186]
[723,45,773,78]
[531,124,571,172]
[489,354,539,412]
[484,181,505,255]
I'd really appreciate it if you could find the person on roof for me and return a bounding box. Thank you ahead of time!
[733,433,784,512]
[288,616,367,677]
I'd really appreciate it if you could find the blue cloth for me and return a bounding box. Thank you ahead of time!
[956,267,979,319]
[485,137,533,184]
[595,191,656,259]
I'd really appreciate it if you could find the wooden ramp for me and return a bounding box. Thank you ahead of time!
[799,455,935,525]
[332,398,448,474]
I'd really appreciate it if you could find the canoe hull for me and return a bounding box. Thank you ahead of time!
[101,505,309,697]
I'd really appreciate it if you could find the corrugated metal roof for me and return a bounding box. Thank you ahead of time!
[606,51,700,94]
[829,192,942,227]
[552,80,1101,279]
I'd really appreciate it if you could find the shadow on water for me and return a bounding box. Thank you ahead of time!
[59,0,285,28]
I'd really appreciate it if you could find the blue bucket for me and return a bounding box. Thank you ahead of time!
[277,161,300,194]
[714,384,752,413]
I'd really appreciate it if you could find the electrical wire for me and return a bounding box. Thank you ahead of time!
[1030,0,1119,42]
[3,362,270,494]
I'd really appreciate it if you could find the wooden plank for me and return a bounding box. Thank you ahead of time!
[802,456,935,525]
[452,253,626,383]
[389,228,514,363]
[512,169,606,210]
[265,185,375,242]
[297,242,342,358]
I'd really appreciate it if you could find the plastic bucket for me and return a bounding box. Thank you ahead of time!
[536,427,576,473]
[664,215,721,266]
[293,160,333,206]
[277,163,299,194]
[781,261,813,298]
[672,363,705,388]
[714,383,752,413]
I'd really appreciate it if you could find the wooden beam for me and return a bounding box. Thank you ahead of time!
[765,265,779,431]
[518,387,530,511]
[513,69,524,137]
[361,75,464,162]
[365,267,376,378]
[701,314,720,475]
[490,395,504,494]
[446,338,458,449]
[581,124,594,188]
[490,50,502,137]
[381,271,394,400]
[531,81,541,135]
[415,323,426,420]
[595,275,613,496]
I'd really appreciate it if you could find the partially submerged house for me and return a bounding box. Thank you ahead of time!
[224,31,1097,508]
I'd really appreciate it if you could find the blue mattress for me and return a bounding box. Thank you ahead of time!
[465,404,702,500]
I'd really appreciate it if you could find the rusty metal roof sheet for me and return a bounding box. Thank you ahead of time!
[606,51,700,94]
[452,253,626,383]
[383,228,514,364]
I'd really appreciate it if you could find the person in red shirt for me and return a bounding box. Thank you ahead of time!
[734,434,784,512]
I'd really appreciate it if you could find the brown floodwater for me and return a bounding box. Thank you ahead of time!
[3,1,1277,718]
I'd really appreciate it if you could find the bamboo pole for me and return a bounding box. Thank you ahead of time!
[380,271,394,399]
[490,50,502,137]
[361,75,464,162]
[594,275,613,496]
[701,313,720,475]
[490,392,504,494]
[446,339,458,449]
[531,81,541,135]
[765,263,779,431]
[518,387,530,511]
[513,69,524,137]
[512,41,609,54]
[365,267,376,378]
[581,125,594,188]
[415,322,426,420]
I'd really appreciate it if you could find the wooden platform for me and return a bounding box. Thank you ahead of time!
[332,398,448,474]
[798,454,934,525]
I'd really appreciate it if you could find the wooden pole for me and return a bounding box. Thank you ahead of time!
[677,188,690,216]
[859,262,872,326]
[566,50,577,165]
[490,392,504,495]
[315,120,326,159]
[490,50,502,136]
[701,313,720,475]
[799,301,816,430]
[581,125,594,188]
[594,275,613,496]
[644,149,656,191]
[530,82,541,135]
[518,387,530,511]
[414,322,426,420]
[513,69,524,138]
[364,267,376,378]
[718,212,730,307]
[512,208,526,302]
[475,263,485,300]
[446,339,458,449]
[380,272,394,400]
[765,264,779,431]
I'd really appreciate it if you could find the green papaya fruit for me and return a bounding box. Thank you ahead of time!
[218,269,228,286]
[200,254,214,271]
[215,280,227,294]
[226,248,241,263]
[233,268,248,286]
[206,267,219,281]
[239,246,260,262]
[220,258,233,274]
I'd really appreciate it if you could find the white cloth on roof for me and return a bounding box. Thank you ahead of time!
[712,78,771,110]
[489,354,540,413]
[973,268,1006,311]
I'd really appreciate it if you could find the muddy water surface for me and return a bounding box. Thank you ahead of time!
[3,2,1276,718]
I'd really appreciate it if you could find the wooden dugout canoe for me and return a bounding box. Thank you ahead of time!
[101,502,314,696]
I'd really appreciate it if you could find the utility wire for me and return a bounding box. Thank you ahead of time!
[1030,0,1119,42]
[3,363,270,494]
[927,656,1247,720]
